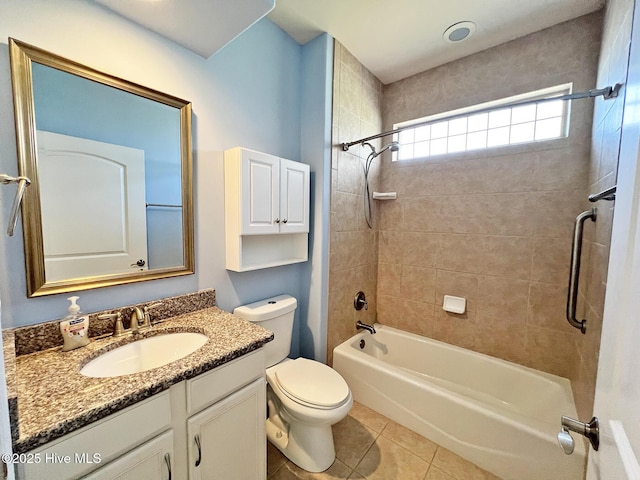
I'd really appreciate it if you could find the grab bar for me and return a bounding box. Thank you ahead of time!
[566,208,596,333]
[588,185,616,202]
[1,174,31,237]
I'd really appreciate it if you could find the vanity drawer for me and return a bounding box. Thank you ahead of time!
[186,349,264,414]
[19,391,171,480]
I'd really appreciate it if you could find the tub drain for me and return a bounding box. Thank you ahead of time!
[359,339,366,349]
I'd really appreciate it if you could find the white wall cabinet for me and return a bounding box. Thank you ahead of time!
[225,147,310,271]
[18,350,265,480]
[278,159,309,234]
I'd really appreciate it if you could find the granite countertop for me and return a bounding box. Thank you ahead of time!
[8,306,272,453]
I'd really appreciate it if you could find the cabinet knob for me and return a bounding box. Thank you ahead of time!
[274,218,280,224]
[282,219,288,223]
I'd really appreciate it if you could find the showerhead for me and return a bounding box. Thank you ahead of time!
[361,142,377,155]
[383,141,400,154]
[361,140,399,159]
[359,140,399,230]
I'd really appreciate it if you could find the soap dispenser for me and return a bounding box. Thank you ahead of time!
[60,296,90,351]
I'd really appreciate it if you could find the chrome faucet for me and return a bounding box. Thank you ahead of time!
[356,320,376,334]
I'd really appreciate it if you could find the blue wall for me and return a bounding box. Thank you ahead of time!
[299,34,333,361]
[0,1,331,361]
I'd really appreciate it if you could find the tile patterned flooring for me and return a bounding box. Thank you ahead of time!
[267,402,501,480]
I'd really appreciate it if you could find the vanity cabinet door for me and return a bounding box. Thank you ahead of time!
[18,391,171,480]
[83,430,173,480]
[187,378,266,480]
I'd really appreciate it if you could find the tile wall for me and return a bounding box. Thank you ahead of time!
[376,12,602,378]
[327,42,383,364]
[328,11,621,421]
[573,0,633,420]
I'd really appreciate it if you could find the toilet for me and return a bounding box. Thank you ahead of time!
[233,294,353,472]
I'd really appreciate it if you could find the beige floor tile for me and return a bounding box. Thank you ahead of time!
[347,472,367,479]
[380,420,438,463]
[425,465,456,480]
[267,406,499,480]
[271,459,354,480]
[348,402,390,433]
[354,435,430,480]
[333,415,379,468]
[432,448,500,480]
[268,442,288,478]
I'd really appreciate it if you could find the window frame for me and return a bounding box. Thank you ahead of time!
[391,83,573,162]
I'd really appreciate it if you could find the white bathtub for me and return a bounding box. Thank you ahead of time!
[333,324,585,480]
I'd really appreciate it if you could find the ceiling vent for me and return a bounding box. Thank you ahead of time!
[443,21,476,43]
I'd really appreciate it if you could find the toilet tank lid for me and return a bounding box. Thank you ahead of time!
[233,294,297,322]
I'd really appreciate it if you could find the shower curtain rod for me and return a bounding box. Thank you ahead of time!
[341,83,623,152]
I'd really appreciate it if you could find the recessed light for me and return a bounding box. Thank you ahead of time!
[443,21,476,43]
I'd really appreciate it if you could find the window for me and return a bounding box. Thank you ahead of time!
[393,84,572,161]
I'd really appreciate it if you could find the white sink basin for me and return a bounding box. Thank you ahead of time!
[80,332,208,378]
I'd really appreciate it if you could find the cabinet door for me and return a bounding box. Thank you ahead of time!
[83,430,173,480]
[19,391,172,480]
[279,159,310,233]
[241,149,280,234]
[187,378,266,480]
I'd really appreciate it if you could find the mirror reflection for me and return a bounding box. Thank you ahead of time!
[10,39,194,297]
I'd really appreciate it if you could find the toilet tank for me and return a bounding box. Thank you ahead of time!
[233,294,297,368]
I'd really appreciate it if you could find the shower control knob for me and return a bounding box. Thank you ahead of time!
[354,291,368,311]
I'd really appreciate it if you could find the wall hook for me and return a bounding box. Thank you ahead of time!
[1,174,31,237]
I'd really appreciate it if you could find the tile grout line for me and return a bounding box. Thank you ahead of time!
[348,420,386,477]
[422,446,442,480]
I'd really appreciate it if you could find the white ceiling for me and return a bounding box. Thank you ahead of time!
[91,0,605,85]
[93,0,275,58]
[272,0,605,84]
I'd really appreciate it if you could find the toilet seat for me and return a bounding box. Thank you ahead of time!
[273,358,350,408]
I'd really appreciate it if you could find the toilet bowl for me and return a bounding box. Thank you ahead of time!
[233,295,353,472]
[266,358,353,471]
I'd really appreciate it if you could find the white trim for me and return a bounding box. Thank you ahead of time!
[610,421,640,480]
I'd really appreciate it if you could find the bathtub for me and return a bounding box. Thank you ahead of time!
[333,324,585,480]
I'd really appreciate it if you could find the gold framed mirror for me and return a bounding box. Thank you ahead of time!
[9,38,194,297]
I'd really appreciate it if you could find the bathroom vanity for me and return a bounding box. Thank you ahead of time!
[3,299,272,479]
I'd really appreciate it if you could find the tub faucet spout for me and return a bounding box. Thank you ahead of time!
[356,321,376,334]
